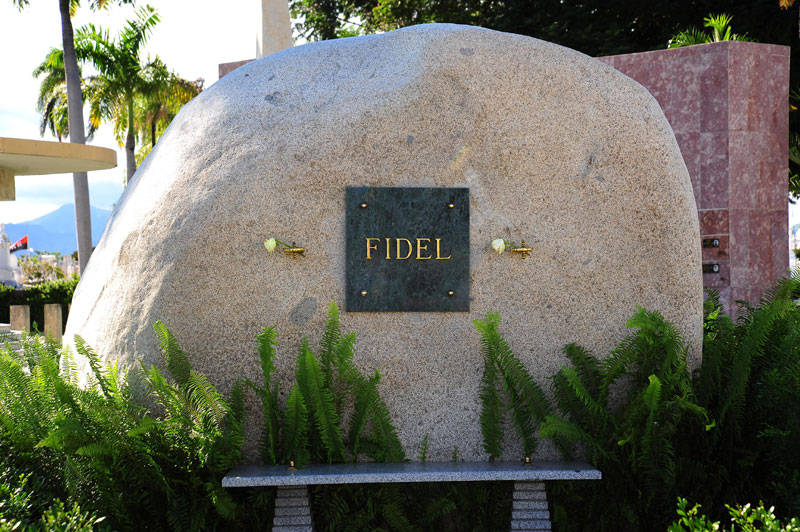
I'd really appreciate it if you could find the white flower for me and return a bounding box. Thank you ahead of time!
[491,238,505,255]
[264,238,277,253]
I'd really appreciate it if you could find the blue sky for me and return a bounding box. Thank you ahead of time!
[0,0,257,223]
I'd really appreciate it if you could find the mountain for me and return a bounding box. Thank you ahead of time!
[4,204,112,255]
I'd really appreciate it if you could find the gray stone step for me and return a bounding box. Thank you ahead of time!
[513,490,548,500]
[510,519,551,530]
[513,500,548,510]
[275,497,310,507]
[272,526,313,532]
[275,505,311,517]
[514,481,546,491]
[512,509,550,520]
[274,515,313,526]
[277,487,309,498]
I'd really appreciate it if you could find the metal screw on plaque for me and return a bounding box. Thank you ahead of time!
[360,202,367,208]
[448,203,454,209]
[448,290,454,296]
[361,290,368,296]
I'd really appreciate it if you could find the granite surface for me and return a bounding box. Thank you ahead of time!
[222,460,601,487]
[65,23,702,462]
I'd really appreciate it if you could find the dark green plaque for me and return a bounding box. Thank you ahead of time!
[346,186,469,312]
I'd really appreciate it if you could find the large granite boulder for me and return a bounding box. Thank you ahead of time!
[65,23,702,461]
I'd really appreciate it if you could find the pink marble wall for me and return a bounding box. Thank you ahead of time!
[218,59,254,79]
[599,42,790,315]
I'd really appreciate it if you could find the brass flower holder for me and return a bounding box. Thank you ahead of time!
[510,240,532,259]
[283,242,306,257]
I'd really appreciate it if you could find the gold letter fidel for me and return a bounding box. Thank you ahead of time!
[416,238,432,260]
[435,238,451,260]
[396,238,413,260]
[365,238,380,260]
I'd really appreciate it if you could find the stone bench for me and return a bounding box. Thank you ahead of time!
[223,460,601,532]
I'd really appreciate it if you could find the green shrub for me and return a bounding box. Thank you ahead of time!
[473,312,554,460]
[686,273,800,518]
[669,498,800,532]
[0,326,267,531]
[253,302,510,532]
[0,303,513,532]
[0,463,108,532]
[0,276,79,331]
[536,307,708,531]
[473,268,800,532]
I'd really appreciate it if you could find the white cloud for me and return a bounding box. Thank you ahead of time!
[1,202,61,224]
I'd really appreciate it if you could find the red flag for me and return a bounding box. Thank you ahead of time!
[9,235,28,253]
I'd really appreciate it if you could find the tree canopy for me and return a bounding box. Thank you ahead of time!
[74,5,201,183]
[291,0,799,58]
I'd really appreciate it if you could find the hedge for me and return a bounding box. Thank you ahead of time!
[0,277,79,332]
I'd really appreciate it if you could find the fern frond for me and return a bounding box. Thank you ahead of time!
[74,335,112,400]
[563,343,603,398]
[187,371,229,429]
[346,368,378,459]
[540,415,613,463]
[478,338,504,459]
[363,379,405,462]
[153,320,190,388]
[643,375,662,412]
[417,435,429,462]
[320,301,342,387]
[75,441,113,458]
[281,384,310,467]
[255,326,278,386]
[297,340,346,462]
[559,366,613,425]
[475,313,550,456]
[127,416,157,437]
[378,485,414,532]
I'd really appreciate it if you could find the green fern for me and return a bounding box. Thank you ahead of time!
[153,320,190,387]
[478,323,504,459]
[474,312,551,458]
[297,340,346,463]
[253,326,280,465]
[282,384,310,467]
[541,306,707,531]
[417,435,429,462]
[320,301,342,389]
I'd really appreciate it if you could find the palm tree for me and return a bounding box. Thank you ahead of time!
[104,63,202,167]
[131,58,202,165]
[12,0,134,274]
[33,48,71,142]
[668,13,753,48]
[76,5,162,184]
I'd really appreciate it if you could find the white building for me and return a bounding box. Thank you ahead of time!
[0,224,21,287]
